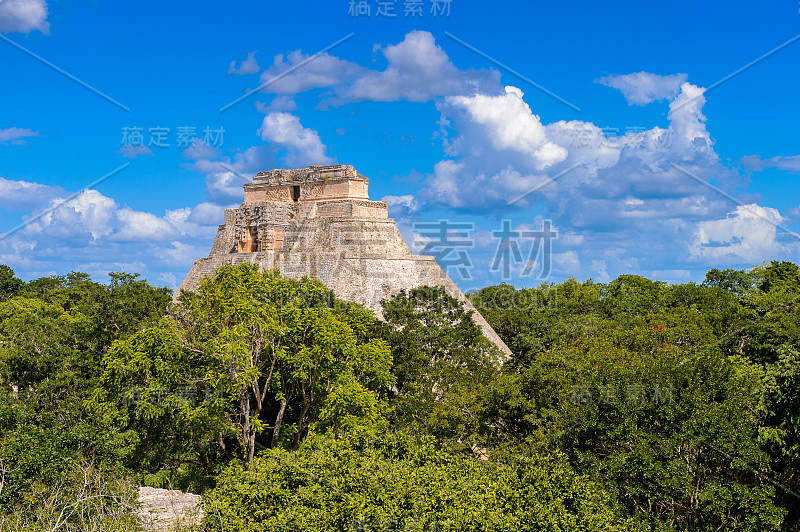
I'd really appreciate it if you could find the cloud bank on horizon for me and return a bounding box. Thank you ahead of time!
[1,26,798,288]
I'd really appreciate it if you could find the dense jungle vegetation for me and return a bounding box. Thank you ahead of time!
[0,260,799,531]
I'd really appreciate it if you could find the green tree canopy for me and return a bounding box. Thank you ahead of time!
[201,431,633,532]
[87,264,394,479]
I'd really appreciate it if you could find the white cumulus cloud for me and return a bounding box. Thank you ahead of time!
[383,194,420,212]
[447,86,568,170]
[258,112,335,167]
[114,208,178,242]
[228,51,260,75]
[0,0,48,34]
[691,204,786,263]
[596,72,688,105]
[0,176,62,211]
[257,31,500,105]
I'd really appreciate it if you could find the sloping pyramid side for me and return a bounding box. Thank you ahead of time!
[178,211,512,358]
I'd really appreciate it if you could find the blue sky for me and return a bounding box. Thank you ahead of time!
[0,0,799,292]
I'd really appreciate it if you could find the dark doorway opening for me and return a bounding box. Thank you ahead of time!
[292,186,301,202]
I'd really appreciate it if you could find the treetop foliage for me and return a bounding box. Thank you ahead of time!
[0,260,799,531]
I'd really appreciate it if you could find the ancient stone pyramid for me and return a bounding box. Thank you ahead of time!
[177,164,511,357]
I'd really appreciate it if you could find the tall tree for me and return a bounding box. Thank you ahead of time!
[0,266,23,299]
[89,264,393,469]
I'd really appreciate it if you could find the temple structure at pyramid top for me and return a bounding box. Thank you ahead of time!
[177,164,511,357]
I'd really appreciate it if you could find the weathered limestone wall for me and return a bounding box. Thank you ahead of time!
[178,251,510,357]
[278,218,411,256]
[177,164,512,357]
[315,200,388,219]
[243,186,292,203]
[244,170,368,203]
[252,164,358,184]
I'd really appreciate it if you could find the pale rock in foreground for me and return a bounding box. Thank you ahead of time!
[138,486,202,531]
